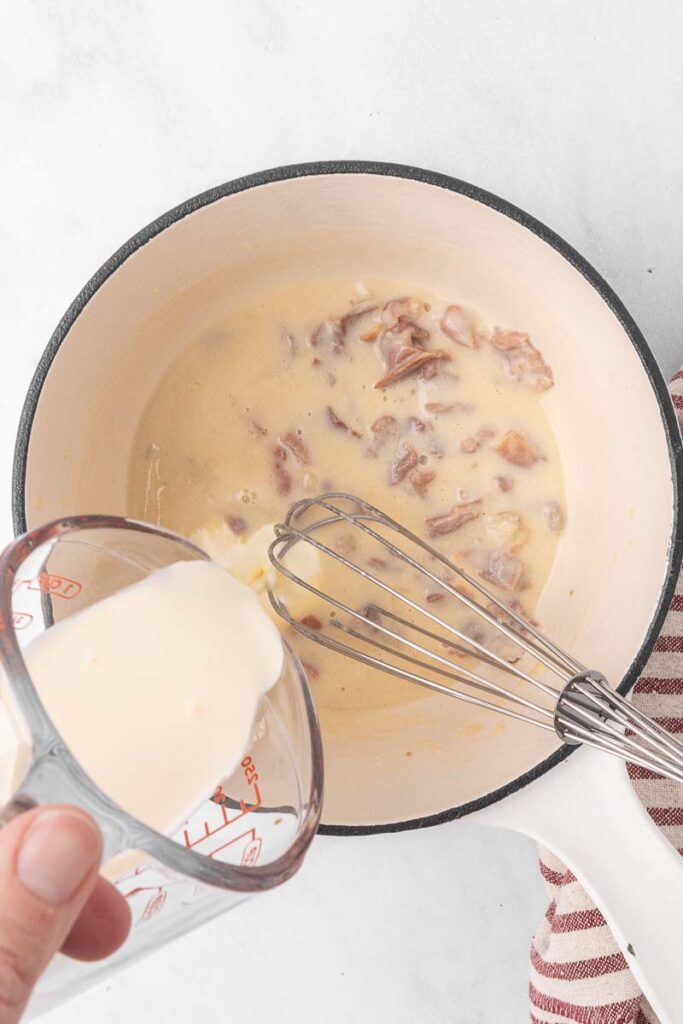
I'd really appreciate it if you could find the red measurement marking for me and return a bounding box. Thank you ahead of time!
[241,836,262,867]
[183,782,263,850]
[12,612,33,630]
[141,890,167,921]
[27,574,82,599]
[202,826,261,864]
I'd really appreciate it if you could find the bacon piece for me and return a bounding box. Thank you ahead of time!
[495,431,539,468]
[486,512,528,552]
[360,603,381,626]
[334,533,357,555]
[543,500,565,532]
[460,428,494,454]
[481,551,523,591]
[409,416,427,432]
[310,320,345,353]
[389,442,419,484]
[495,475,513,492]
[360,323,382,342]
[409,469,436,497]
[272,448,292,495]
[338,304,377,333]
[276,432,311,465]
[420,360,440,381]
[380,297,421,329]
[370,415,399,449]
[490,329,553,392]
[327,406,361,437]
[399,320,430,345]
[425,589,445,603]
[225,515,247,535]
[425,500,481,537]
[301,660,320,679]
[440,305,477,348]
[375,343,450,389]
[300,614,322,630]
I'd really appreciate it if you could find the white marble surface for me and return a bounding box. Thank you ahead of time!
[1,1,682,1021]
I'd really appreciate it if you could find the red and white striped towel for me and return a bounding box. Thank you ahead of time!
[530,370,683,1024]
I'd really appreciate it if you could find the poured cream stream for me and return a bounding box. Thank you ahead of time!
[20,560,283,833]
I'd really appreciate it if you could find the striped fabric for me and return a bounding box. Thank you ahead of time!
[530,371,683,1024]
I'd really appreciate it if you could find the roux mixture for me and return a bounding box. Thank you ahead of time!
[129,279,565,715]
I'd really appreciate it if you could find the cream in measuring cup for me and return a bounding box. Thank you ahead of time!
[19,560,283,833]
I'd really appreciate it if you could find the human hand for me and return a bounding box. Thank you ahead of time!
[0,805,131,1023]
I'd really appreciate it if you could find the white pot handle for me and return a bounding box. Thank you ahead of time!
[474,745,683,1024]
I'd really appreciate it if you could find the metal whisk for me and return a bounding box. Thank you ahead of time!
[268,492,683,784]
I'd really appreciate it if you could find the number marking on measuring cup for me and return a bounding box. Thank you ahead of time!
[26,573,82,599]
[180,755,264,865]
[12,611,33,629]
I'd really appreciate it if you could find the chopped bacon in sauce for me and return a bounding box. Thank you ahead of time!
[389,441,419,484]
[374,328,450,389]
[251,291,561,650]
[425,401,455,414]
[360,603,381,625]
[360,323,382,342]
[543,500,565,532]
[399,320,430,345]
[300,614,323,630]
[486,511,528,552]
[380,297,421,329]
[481,551,523,591]
[409,468,436,497]
[490,329,554,392]
[276,432,311,465]
[425,500,481,537]
[272,449,292,495]
[225,515,247,535]
[310,320,345,353]
[440,305,477,348]
[370,415,399,449]
[334,533,357,555]
[327,406,361,437]
[460,428,494,454]
[495,431,539,468]
[338,304,377,333]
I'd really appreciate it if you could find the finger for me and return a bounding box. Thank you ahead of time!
[60,876,131,961]
[0,806,102,1024]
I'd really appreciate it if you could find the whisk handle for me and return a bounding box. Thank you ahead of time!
[474,744,683,1024]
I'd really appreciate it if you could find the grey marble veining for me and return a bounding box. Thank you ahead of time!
[1,2,681,1021]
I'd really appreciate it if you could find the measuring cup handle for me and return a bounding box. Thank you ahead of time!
[1,752,131,861]
[474,744,683,1024]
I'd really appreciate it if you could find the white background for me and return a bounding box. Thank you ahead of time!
[1,2,682,1021]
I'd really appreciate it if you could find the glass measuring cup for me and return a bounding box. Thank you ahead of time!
[0,515,324,1018]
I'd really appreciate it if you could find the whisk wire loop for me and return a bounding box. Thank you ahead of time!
[269,493,683,785]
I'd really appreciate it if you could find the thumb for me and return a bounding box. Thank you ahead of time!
[0,806,102,1024]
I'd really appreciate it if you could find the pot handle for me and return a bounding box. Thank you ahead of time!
[474,744,683,1024]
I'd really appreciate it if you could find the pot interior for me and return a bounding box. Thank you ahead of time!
[21,171,677,827]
